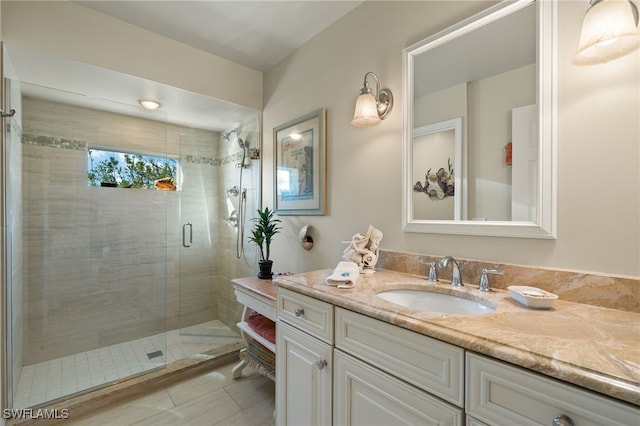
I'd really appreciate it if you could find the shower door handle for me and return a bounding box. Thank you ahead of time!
[182,222,193,248]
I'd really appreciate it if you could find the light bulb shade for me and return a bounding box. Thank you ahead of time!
[351,92,382,127]
[139,99,161,110]
[575,0,640,65]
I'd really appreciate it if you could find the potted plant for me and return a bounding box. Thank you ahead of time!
[248,207,282,279]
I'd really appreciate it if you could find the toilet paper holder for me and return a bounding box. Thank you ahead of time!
[299,225,314,250]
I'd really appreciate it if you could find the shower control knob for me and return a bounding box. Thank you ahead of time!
[294,308,304,317]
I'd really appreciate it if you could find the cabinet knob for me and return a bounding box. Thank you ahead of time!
[294,308,305,317]
[316,360,327,370]
[552,414,574,426]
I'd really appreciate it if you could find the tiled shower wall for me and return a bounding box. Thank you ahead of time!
[214,119,260,332]
[20,97,256,364]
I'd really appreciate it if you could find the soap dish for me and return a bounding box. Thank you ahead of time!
[508,286,558,309]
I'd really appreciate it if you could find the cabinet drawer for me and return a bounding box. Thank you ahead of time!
[335,307,464,407]
[277,287,334,344]
[466,353,640,426]
[234,288,276,321]
[334,350,463,425]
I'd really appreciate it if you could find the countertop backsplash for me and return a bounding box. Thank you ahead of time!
[377,249,640,313]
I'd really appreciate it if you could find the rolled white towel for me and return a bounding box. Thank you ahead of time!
[325,261,360,288]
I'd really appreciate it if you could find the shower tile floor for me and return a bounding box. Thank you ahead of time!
[14,320,243,409]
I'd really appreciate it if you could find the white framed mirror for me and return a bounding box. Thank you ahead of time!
[402,0,557,238]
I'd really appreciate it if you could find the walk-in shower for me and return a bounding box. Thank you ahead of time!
[1,44,261,411]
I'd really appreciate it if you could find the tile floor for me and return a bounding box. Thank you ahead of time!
[14,320,243,409]
[65,362,275,426]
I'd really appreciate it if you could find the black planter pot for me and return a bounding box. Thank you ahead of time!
[257,260,274,279]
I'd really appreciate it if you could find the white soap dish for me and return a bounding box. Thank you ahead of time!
[508,286,558,309]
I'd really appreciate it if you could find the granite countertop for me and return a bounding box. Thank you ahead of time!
[274,268,640,406]
[232,276,278,301]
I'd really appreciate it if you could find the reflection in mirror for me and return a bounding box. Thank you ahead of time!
[412,118,462,221]
[402,0,557,238]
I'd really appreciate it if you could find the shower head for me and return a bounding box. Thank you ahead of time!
[222,128,238,143]
[237,137,245,149]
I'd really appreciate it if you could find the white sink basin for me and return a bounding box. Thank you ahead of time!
[377,289,494,316]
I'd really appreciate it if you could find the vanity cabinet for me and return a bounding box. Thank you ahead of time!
[466,353,639,426]
[277,286,639,426]
[335,307,464,408]
[276,288,334,426]
[276,288,463,425]
[334,307,463,425]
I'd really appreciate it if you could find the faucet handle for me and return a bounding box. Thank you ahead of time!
[428,263,439,282]
[478,268,505,292]
[417,258,439,282]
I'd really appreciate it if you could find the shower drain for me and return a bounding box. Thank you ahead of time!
[146,350,164,360]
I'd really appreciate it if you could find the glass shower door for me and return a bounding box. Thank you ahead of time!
[3,45,24,410]
[176,133,243,361]
[5,78,169,409]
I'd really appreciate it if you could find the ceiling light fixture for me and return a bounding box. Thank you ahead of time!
[575,0,640,65]
[351,72,393,127]
[139,99,161,110]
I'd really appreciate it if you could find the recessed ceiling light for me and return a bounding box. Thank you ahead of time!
[139,99,161,110]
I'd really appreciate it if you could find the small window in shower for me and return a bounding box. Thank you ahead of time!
[87,148,178,190]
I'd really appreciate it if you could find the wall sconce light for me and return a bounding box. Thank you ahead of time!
[351,72,393,127]
[575,0,640,65]
[139,99,161,110]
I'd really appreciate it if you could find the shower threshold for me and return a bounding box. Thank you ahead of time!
[12,320,244,416]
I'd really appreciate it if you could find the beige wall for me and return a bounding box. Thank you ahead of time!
[263,0,640,277]
[1,1,262,110]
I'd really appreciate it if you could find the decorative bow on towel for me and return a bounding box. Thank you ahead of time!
[325,261,360,288]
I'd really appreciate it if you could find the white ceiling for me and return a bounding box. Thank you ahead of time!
[8,1,362,132]
[75,1,363,72]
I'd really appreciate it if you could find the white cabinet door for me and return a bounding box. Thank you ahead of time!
[276,320,332,426]
[466,353,640,426]
[334,350,463,426]
[335,307,464,407]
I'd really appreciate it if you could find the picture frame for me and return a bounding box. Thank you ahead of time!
[274,108,327,215]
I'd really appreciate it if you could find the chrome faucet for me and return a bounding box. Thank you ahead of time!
[438,256,463,286]
[417,258,439,282]
[478,268,505,292]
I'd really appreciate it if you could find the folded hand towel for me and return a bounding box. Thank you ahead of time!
[325,261,360,288]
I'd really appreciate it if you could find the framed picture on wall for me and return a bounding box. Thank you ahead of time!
[274,108,326,215]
